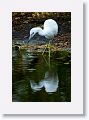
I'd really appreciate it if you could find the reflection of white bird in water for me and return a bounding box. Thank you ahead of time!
[28,19,58,54]
[30,70,59,93]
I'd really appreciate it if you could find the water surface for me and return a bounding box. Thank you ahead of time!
[12,49,71,102]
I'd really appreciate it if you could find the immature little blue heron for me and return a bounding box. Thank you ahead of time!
[28,19,58,55]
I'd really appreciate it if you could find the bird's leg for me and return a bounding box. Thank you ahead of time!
[48,40,51,68]
[42,44,48,55]
[42,54,49,66]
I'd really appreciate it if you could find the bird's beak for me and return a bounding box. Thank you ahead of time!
[27,36,31,43]
[29,36,31,40]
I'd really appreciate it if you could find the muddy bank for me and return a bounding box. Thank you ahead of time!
[12,12,71,51]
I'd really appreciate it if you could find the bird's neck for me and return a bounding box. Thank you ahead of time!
[36,27,45,36]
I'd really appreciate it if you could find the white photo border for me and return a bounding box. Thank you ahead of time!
[0,0,83,114]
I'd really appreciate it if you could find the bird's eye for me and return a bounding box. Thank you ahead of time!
[32,32,34,35]
[30,32,34,37]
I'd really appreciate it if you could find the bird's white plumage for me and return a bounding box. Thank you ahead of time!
[43,19,58,39]
[29,19,58,40]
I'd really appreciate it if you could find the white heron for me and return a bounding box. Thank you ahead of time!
[28,19,58,54]
[30,70,59,93]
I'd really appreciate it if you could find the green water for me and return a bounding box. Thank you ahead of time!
[12,49,71,102]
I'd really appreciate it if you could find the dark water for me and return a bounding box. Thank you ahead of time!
[12,48,71,102]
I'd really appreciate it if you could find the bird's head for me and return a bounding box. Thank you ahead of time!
[29,27,43,40]
[29,28,36,40]
[29,27,41,40]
